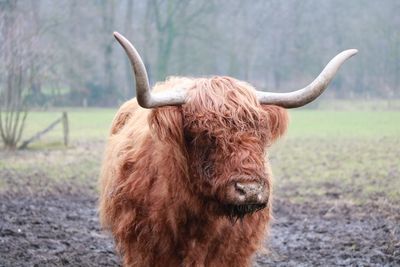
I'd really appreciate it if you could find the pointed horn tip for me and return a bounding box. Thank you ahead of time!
[343,48,358,57]
[113,32,132,50]
[113,31,123,41]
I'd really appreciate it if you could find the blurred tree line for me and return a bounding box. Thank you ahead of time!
[0,0,399,108]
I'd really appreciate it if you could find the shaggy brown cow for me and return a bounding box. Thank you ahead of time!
[99,32,357,267]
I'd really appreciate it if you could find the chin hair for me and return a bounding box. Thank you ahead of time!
[223,203,267,222]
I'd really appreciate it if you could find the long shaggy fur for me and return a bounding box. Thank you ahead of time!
[99,76,288,266]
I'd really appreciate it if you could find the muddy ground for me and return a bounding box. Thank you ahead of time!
[1,188,399,267]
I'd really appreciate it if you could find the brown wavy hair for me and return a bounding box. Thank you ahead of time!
[99,76,288,266]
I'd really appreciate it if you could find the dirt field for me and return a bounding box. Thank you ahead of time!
[1,187,399,267]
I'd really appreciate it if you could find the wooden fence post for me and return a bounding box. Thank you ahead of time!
[62,111,69,147]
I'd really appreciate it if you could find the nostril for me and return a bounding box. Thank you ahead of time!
[235,182,247,195]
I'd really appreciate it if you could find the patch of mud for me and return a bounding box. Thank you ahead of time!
[0,193,120,267]
[255,199,400,266]
[1,192,398,267]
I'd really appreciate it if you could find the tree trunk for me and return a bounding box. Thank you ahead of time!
[123,0,135,98]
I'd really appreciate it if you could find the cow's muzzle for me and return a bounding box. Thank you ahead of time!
[224,179,269,218]
[229,180,268,204]
[234,182,267,203]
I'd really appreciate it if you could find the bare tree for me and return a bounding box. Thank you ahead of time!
[122,0,135,98]
[148,0,216,80]
[0,0,43,149]
[100,0,117,105]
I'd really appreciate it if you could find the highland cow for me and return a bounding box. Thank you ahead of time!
[99,32,357,267]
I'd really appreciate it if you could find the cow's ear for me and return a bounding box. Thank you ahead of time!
[149,106,185,146]
[261,105,289,142]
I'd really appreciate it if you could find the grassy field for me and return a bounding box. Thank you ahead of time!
[287,110,400,138]
[20,108,116,144]
[271,110,400,204]
[20,108,400,141]
[1,106,399,206]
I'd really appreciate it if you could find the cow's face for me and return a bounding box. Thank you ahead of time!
[182,77,288,218]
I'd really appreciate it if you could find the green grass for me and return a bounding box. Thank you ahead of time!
[286,110,400,139]
[269,109,400,204]
[21,108,116,145]
[271,137,400,204]
[1,106,400,206]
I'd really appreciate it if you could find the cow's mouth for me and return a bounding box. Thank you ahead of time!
[224,203,267,221]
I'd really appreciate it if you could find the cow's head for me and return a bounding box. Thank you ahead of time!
[114,32,357,218]
[181,77,288,218]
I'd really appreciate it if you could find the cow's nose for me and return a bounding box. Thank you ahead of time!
[234,182,267,203]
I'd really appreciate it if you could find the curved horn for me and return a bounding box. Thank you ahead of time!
[256,49,358,108]
[113,32,186,108]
